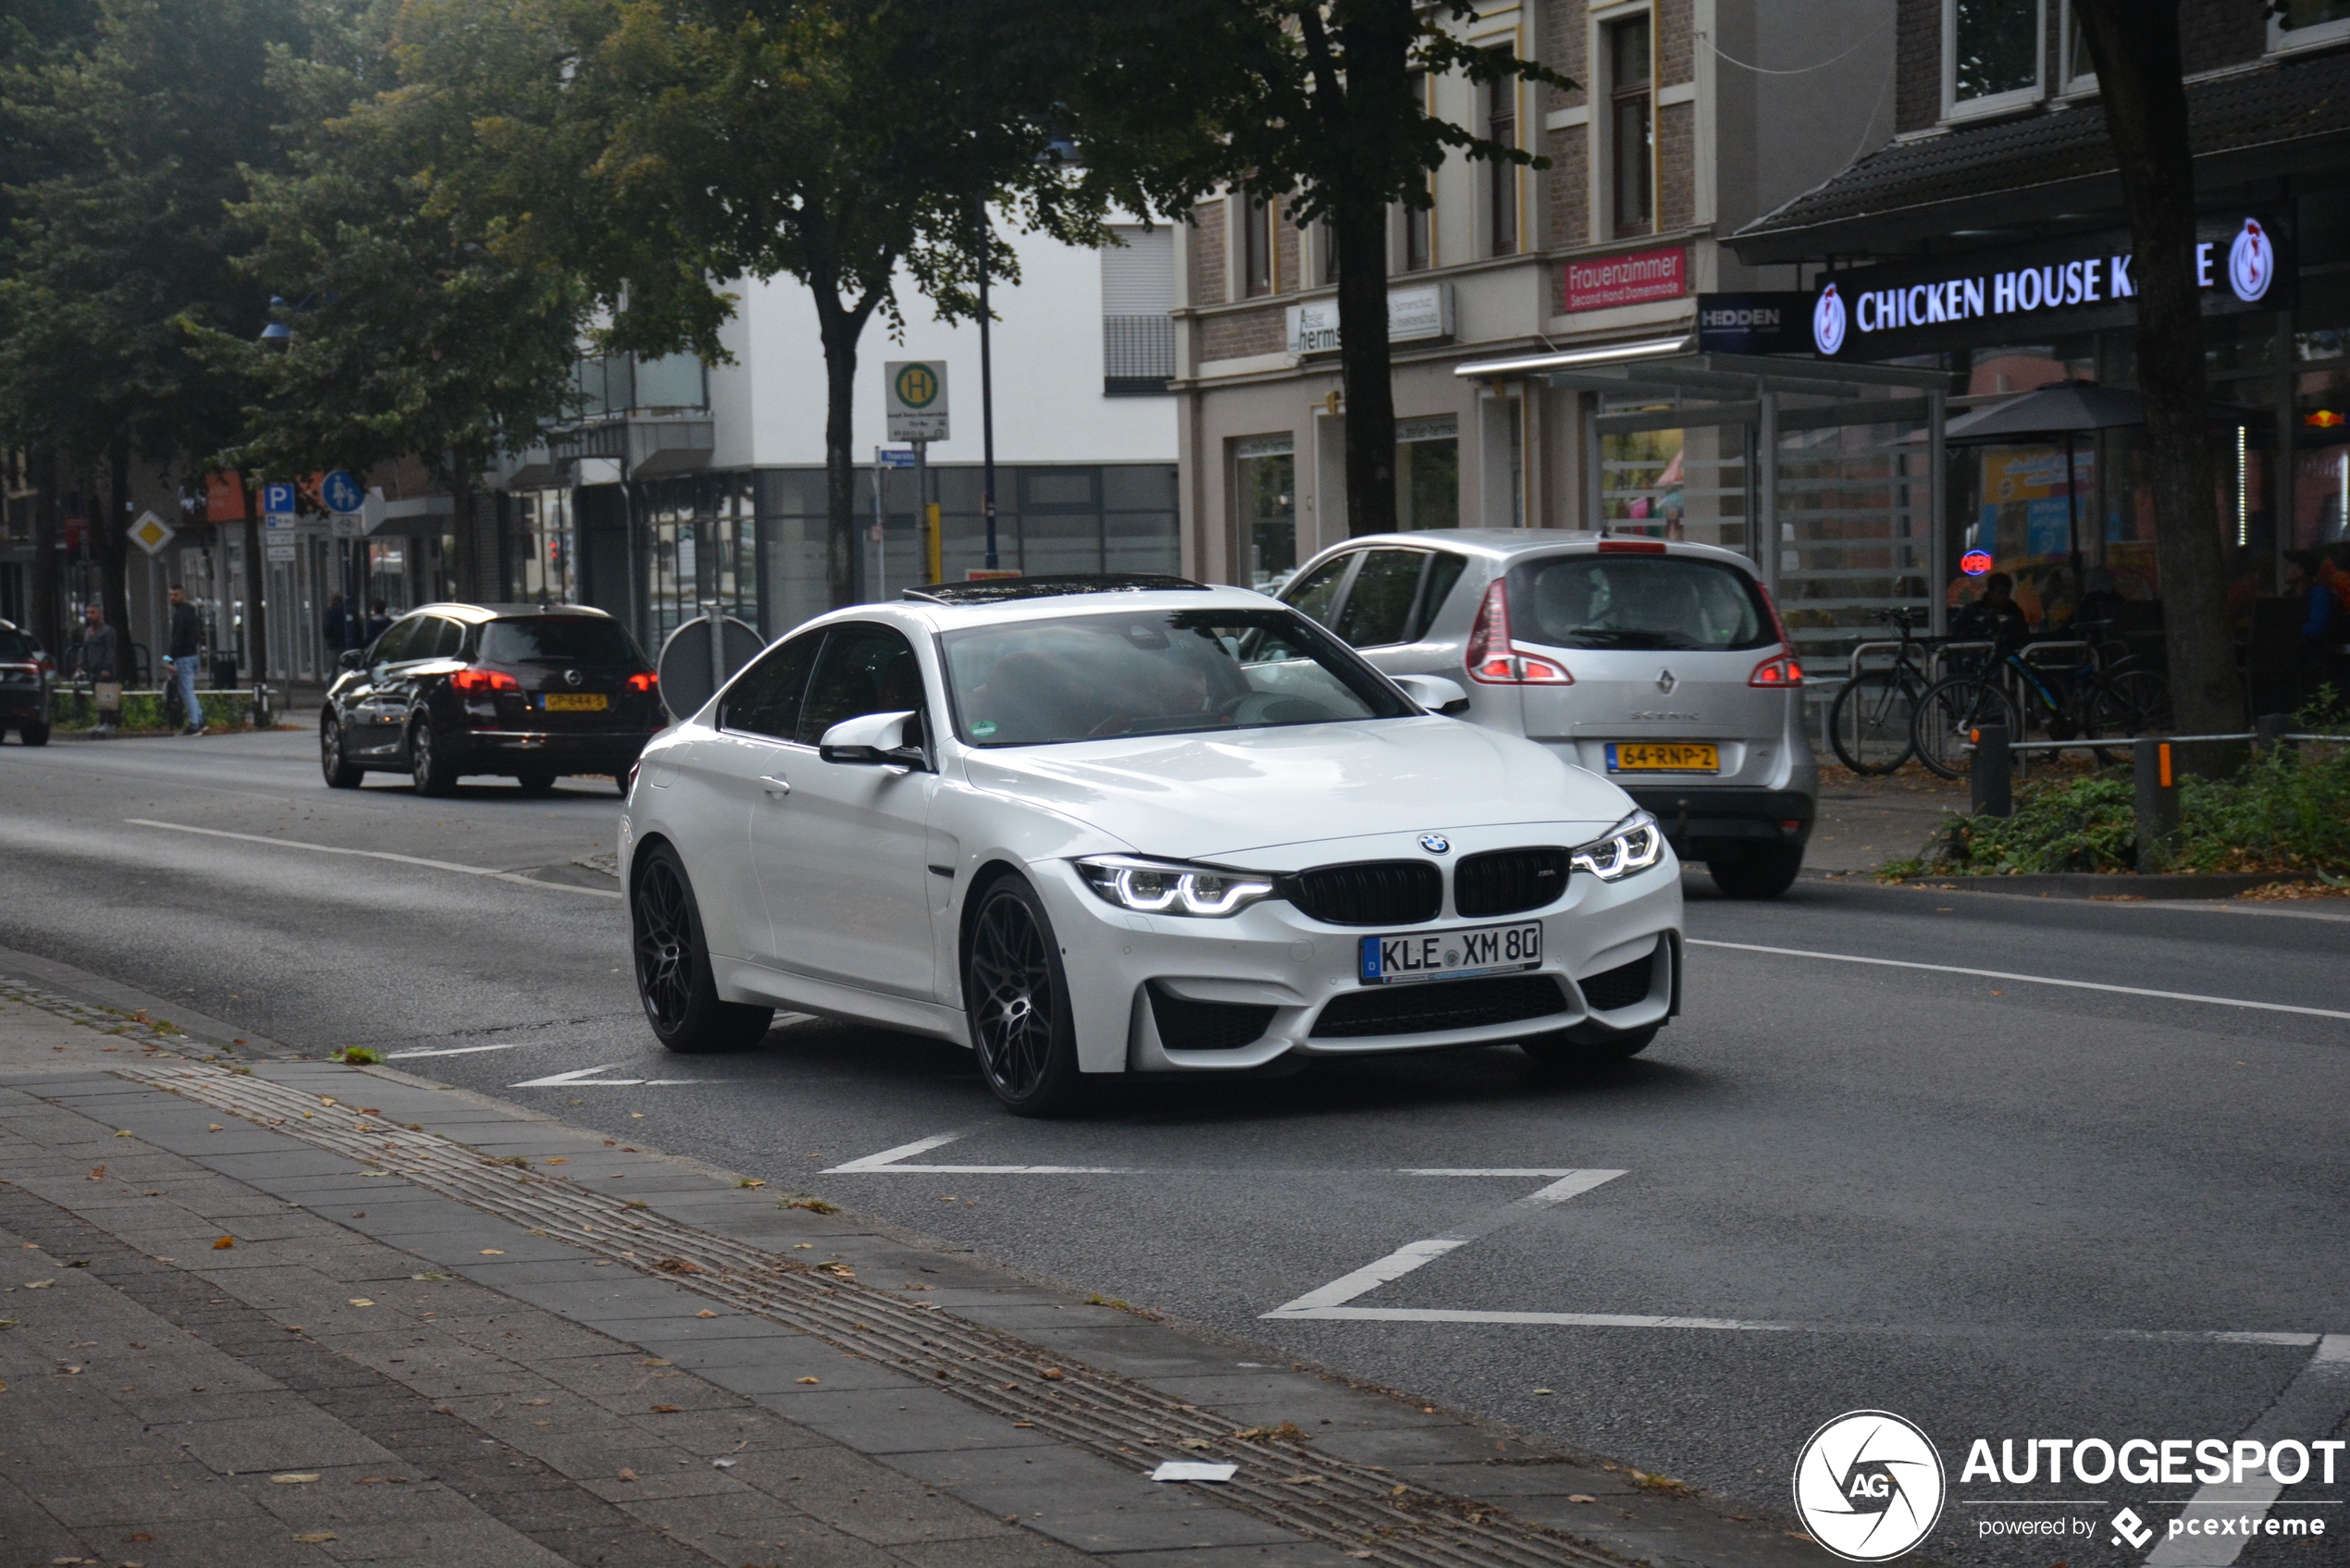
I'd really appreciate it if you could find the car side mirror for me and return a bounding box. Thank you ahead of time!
[338,648,366,673]
[819,709,926,768]
[1392,673,1472,717]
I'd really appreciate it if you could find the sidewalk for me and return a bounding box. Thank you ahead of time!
[0,982,1824,1568]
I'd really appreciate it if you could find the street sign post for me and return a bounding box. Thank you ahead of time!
[885,361,949,442]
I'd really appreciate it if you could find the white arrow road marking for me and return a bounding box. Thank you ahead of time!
[127,819,623,899]
[1688,938,2350,1022]
[510,1065,700,1088]
[823,1131,1136,1175]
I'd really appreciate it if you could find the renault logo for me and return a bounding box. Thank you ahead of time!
[1656,669,1678,695]
[1419,833,1451,855]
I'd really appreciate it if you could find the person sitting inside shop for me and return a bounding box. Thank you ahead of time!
[1952,572,2033,654]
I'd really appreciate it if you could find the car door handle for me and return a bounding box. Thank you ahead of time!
[760,774,791,797]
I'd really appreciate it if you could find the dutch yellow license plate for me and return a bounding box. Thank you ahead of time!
[1607,742,1719,773]
[543,693,608,712]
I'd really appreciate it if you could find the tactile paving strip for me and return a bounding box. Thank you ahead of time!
[116,1059,1623,1568]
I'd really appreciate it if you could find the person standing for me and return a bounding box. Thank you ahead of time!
[166,585,206,735]
[74,601,119,735]
[323,592,350,655]
[363,598,392,648]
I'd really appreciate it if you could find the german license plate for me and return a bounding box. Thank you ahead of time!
[1359,921,1542,986]
[1607,742,1718,773]
[543,692,608,712]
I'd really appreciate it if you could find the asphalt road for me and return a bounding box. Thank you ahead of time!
[5,725,2345,1567]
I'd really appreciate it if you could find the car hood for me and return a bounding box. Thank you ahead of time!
[957,717,1633,862]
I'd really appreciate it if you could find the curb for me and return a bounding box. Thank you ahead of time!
[1873,870,2325,900]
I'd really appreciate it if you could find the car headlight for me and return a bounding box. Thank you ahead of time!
[1075,855,1275,918]
[1570,811,1665,882]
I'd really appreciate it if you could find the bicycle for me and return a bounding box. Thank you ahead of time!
[1827,607,1933,775]
[1910,641,2148,779]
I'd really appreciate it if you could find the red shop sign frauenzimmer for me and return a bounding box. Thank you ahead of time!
[1564,246,1688,313]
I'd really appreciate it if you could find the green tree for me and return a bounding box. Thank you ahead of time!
[2073,0,2241,735]
[0,0,309,666]
[1069,2,1566,540]
[409,0,1112,608]
[196,1,589,603]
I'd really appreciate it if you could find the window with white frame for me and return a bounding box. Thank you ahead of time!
[1943,0,2044,121]
[2059,3,2095,94]
[1606,14,1653,239]
[2270,0,2350,52]
[1484,51,1519,257]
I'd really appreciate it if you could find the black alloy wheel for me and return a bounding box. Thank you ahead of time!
[409,719,456,796]
[965,876,1085,1116]
[321,714,362,788]
[630,845,771,1053]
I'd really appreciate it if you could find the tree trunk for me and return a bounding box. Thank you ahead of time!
[242,476,267,685]
[2075,0,2243,735]
[30,448,63,660]
[95,442,132,671]
[814,285,884,609]
[1334,187,1398,538]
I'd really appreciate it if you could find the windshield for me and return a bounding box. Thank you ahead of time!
[481,616,644,666]
[943,608,1411,747]
[1508,555,1775,651]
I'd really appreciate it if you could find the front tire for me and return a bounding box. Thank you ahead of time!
[630,844,772,1053]
[321,715,362,788]
[19,721,49,747]
[1707,843,1804,899]
[409,720,457,796]
[964,874,1087,1117]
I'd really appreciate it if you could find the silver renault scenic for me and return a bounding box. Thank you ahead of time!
[1278,530,1816,898]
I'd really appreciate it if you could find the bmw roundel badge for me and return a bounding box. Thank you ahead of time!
[1419,833,1451,855]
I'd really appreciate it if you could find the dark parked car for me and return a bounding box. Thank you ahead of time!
[322,603,663,795]
[0,619,52,746]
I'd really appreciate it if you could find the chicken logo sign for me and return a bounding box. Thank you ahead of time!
[1813,282,1848,356]
[2229,218,2275,303]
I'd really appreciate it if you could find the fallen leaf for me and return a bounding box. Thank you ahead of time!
[695,1310,716,1319]
[1040,1367,1066,1381]
[347,1299,373,1308]
[271,1472,322,1484]
[1011,1422,1033,1428]
[55,1364,80,1376]
[1280,1474,1323,1485]
[212,1237,234,1250]
[1531,1388,1554,1396]
[616,1467,638,1482]
[711,1457,736,1468]
[524,1399,550,1407]
[737,1178,764,1188]
[651,1403,682,1414]
[87,1166,105,1180]
[1180,1439,1214,1451]
[1567,1494,1597,1504]
[207,1124,222,1131]
[23,1280,52,1290]
[292,1532,336,1543]
[115,1129,132,1137]
[795,1377,821,1385]
[478,1250,504,1256]
[545,1157,567,1165]
[652,1257,701,1275]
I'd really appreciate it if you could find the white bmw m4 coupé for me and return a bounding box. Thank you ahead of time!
[620,575,1683,1115]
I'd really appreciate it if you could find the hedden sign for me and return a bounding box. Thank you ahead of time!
[1811,213,2293,358]
[1565,246,1688,312]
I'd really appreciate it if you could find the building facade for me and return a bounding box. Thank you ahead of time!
[1172,0,1899,590]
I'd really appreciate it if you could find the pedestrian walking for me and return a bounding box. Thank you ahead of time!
[363,598,392,648]
[74,602,120,736]
[166,586,206,735]
[323,592,350,655]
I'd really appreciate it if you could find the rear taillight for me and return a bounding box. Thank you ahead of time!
[1465,580,1572,685]
[34,652,54,673]
[450,667,519,693]
[626,671,657,691]
[1749,655,1804,686]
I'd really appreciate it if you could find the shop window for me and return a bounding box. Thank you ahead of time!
[1945,0,2043,121]
[1395,417,1459,531]
[1484,55,1517,257]
[1607,16,1652,239]
[2271,1,2350,52]
[1232,437,1297,589]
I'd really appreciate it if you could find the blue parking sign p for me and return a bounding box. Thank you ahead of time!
[263,482,297,515]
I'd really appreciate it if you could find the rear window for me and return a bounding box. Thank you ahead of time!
[481,616,644,666]
[0,629,34,662]
[1508,555,1775,652]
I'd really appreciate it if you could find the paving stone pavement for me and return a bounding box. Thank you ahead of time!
[0,986,1822,1568]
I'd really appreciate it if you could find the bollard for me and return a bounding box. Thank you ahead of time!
[1969,724,2011,817]
[2254,711,2290,757]
[2133,737,2180,869]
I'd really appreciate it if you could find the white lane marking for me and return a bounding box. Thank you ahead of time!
[1264,1170,1626,1319]
[2143,1334,2350,1567]
[126,819,624,899]
[1404,1167,1583,1177]
[389,1041,551,1059]
[1289,1306,1792,1330]
[827,1132,1137,1170]
[510,1065,699,1088]
[1688,938,2350,1022]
